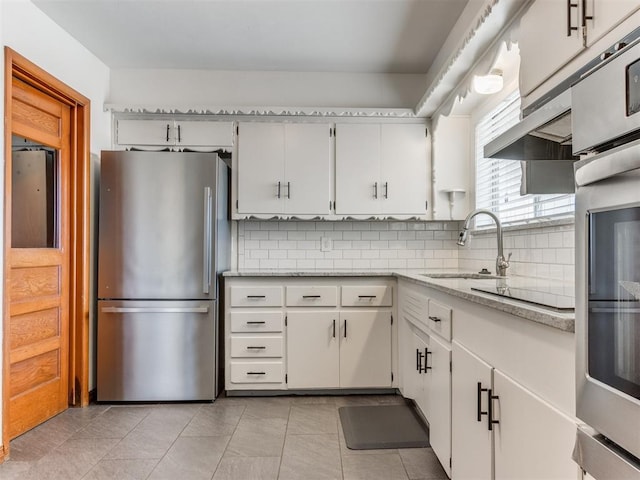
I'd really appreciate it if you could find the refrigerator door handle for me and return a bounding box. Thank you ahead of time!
[203,187,212,295]
[101,306,210,314]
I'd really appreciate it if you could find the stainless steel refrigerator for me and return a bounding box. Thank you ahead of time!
[97,150,229,401]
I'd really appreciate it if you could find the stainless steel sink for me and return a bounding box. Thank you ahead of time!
[421,272,503,280]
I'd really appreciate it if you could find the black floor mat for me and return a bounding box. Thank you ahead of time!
[339,404,430,450]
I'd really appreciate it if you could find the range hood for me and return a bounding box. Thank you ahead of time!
[484,89,578,194]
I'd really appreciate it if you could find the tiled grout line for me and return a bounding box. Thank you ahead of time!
[275,402,293,480]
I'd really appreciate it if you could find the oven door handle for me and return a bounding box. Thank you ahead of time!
[575,138,640,187]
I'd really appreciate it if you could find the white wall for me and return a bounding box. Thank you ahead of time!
[108,69,426,110]
[0,0,112,446]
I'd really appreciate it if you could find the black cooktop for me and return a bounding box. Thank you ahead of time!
[471,285,575,311]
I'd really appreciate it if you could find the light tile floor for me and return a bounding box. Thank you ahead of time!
[0,394,448,480]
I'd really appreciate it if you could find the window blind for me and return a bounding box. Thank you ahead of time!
[475,91,574,227]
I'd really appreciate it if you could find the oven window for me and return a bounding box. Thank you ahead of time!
[588,206,640,400]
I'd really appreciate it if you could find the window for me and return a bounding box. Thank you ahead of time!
[475,91,574,227]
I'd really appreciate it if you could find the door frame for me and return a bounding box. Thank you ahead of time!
[2,47,91,459]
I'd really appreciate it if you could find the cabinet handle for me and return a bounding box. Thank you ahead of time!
[246,321,266,325]
[344,319,347,338]
[246,346,266,350]
[567,0,578,36]
[247,371,266,375]
[286,181,291,199]
[477,382,488,422]
[581,0,593,26]
[424,348,432,371]
[166,124,170,142]
[358,295,377,299]
[246,295,266,299]
[487,389,500,431]
[384,182,388,199]
[374,182,378,199]
[333,319,336,338]
[428,315,442,323]
[416,348,421,372]
[177,124,182,143]
[276,181,281,199]
[302,295,321,299]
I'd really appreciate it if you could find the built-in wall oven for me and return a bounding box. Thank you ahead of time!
[572,30,640,478]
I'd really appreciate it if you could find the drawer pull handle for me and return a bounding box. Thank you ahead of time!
[246,321,266,325]
[344,319,347,338]
[358,295,377,299]
[477,382,488,422]
[247,371,266,375]
[246,346,266,350]
[247,295,266,299]
[302,295,321,299]
[428,315,442,323]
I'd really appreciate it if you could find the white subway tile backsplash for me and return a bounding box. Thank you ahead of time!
[236,219,575,279]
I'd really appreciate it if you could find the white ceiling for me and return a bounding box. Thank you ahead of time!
[32,0,470,74]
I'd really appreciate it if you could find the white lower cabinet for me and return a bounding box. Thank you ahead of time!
[451,340,578,479]
[339,310,392,388]
[225,277,395,392]
[398,279,451,477]
[287,310,393,389]
[287,311,340,389]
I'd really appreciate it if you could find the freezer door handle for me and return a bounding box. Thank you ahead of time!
[203,187,213,295]
[101,306,210,314]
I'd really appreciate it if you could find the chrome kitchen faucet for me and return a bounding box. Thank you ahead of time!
[457,209,511,276]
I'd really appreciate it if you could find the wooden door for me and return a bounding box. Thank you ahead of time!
[7,77,71,439]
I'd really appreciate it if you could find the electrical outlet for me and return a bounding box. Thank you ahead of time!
[321,237,332,252]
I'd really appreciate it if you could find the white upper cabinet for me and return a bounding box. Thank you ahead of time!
[335,123,428,217]
[236,122,332,216]
[115,118,234,148]
[519,0,640,97]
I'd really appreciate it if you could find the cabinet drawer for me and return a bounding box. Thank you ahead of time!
[229,361,284,384]
[286,286,338,307]
[428,299,452,341]
[342,285,392,307]
[230,286,283,307]
[230,336,284,358]
[230,312,283,333]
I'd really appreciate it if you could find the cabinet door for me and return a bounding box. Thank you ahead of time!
[237,123,285,214]
[380,124,428,215]
[287,311,339,388]
[424,334,452,477]
[411,331,428,411]
[493,370,578,480]
[587,0,640,45]
[339,310,391,388]
[451,341,493,480]
[116,119,174,146]
[335,124,381,215]
[175,121,234,147]
[518,0,584,96]
[284,123,332,215]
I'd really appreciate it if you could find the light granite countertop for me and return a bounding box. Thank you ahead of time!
[223,269,575,333]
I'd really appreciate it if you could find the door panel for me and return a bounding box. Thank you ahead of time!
[287,311,340,388]
[339,310,391,388]
[8,78,70,439]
